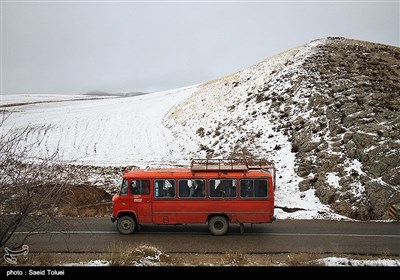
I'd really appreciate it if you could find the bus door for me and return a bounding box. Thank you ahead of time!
[130,179,152,223]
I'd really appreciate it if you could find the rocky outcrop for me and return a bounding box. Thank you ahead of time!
[281,38,400,219]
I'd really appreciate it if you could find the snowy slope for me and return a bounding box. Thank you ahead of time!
[1,86,196,166]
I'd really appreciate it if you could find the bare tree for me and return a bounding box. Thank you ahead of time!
[0,112,72,262]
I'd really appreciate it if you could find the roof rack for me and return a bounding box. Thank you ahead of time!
[190,158,274,172]
[190,158,276,190]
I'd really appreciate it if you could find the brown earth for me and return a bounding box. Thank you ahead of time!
[58,185,113,217]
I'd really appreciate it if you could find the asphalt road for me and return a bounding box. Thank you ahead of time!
[10,217,400,255]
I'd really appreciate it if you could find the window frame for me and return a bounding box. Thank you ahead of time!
[239,179,269,199]
[177,179,206,198]
[209,178,237,199]
[119,179,129,196]
[130,179,151,195]
[154,179,176,199]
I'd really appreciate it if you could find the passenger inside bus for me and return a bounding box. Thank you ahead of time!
[192,180,205,197]
[179,180,205,198]
[215,180,235,197]
[166,180,175,197]
[179,180,190,197]
[131,180,150,195]
[132,181,140,195]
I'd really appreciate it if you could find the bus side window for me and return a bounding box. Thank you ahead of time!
[131,180,150,195]
[192,180,205,197]
[179,180,190,197]
[229,182,237,197]
[210,179,235,198]
[215,180,224,197]
[155,180,164,197]
[155,179,175,198]
[255,180,268,197]
[131,180,140,195]
[142,180,150,195]
[240,180,254,197]
[224,180,236,197]
[167,180,176,197]
[209,180,217,197]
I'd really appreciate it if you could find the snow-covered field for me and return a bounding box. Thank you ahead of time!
[1,86,196,166]
[1,88,349,221]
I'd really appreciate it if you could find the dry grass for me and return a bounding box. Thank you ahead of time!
[220,252,251,266]
[284,253,324,266]
[109,244,175,266]
[60,202,112,217]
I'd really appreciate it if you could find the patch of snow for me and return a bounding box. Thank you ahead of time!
[326,172,341,189]
[63,260,110,266]
[348,181,366,198]
[313,257,400,267]
[370,177,392,187]
[344,159,363,175]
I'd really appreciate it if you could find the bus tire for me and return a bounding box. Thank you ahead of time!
[117,216,136,234]
[208,216,229,236]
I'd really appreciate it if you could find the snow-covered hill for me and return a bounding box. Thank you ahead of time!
[165,37,400,220]
[2,37,398,221]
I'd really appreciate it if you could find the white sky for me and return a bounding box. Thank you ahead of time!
[1,0,399,95]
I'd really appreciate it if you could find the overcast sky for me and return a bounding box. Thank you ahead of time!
[1,0,399,95]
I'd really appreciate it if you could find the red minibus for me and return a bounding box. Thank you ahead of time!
[111,159,276,235]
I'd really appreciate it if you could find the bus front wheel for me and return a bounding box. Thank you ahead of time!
[117,216,136,234]
[208,216,229,236]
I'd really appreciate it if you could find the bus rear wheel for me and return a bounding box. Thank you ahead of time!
[117,216,136,234]
[208,216,229,236]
